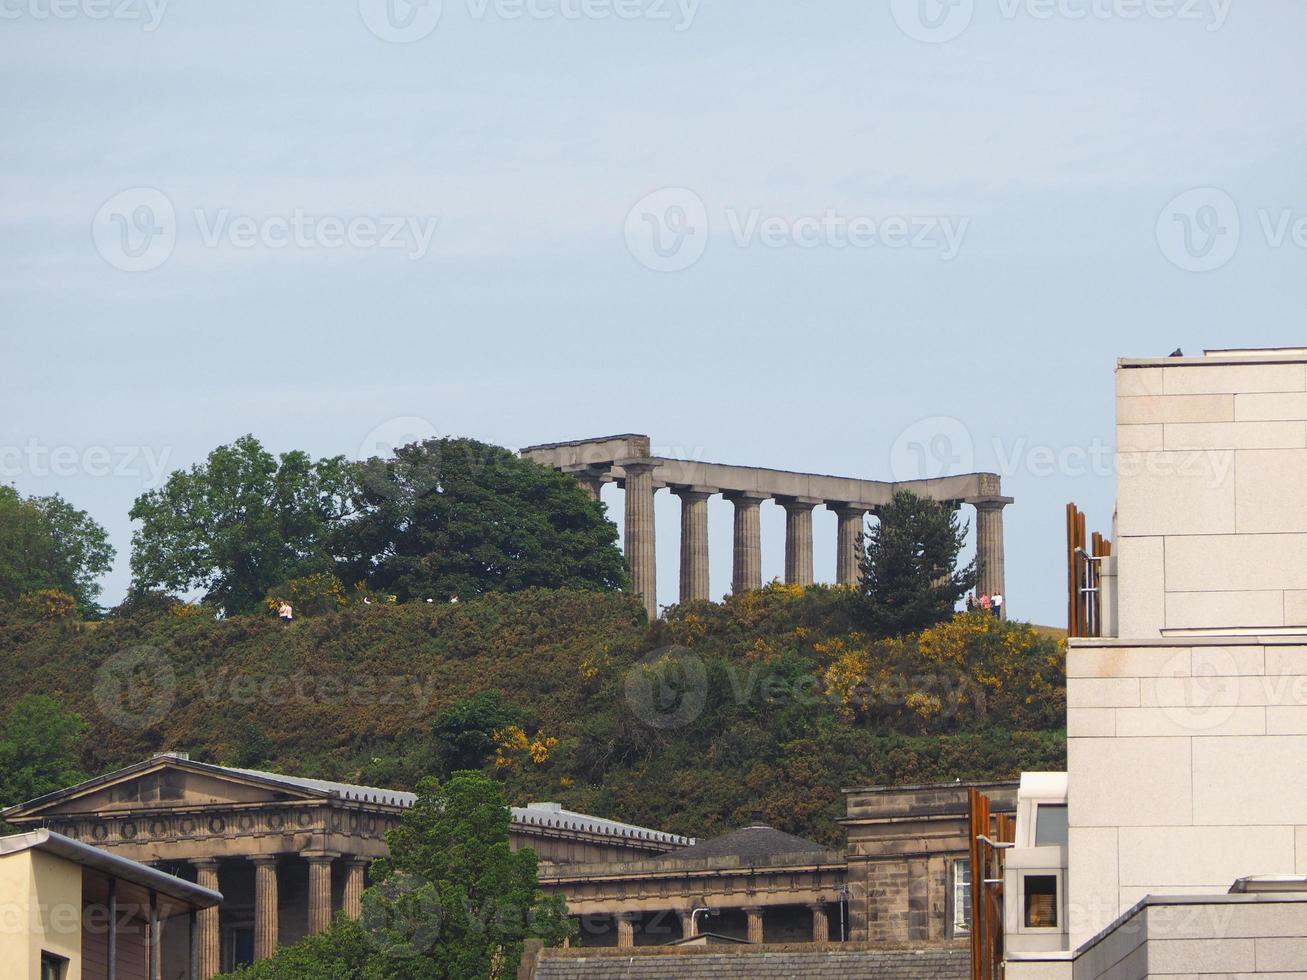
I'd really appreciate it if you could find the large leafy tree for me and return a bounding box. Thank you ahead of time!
[856,489,977,637]
[129,435,357,616]
[340,438,625,602]
[0,485,114,615]
[220,773,573,980]
[0,695,86,815]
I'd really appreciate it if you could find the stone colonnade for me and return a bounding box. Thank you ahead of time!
[574,460,1009,620]
[523,437,1012,621]
[189,853,369,977]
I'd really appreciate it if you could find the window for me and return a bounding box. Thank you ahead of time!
[1034,804,1068,847]
[952,858,972,935]
[40,953,66,980]
[1024,875,1058,928]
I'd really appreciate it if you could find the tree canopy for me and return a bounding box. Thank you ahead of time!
[0,694,86,817]
[338,438,626,603]
[128,435,356,616]
[856,490,977,637]
[0,485,114,615]
[219,772,572,980]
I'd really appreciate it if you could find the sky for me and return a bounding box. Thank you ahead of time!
[3,0,1306,626]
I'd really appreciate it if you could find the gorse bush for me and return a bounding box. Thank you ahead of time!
[0,585,1064,844]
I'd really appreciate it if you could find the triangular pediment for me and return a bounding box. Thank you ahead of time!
[3,756,327,822]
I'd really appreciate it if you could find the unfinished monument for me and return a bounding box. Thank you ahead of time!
[522,434,1012,618]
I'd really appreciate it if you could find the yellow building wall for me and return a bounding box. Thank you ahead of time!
[0,849,84,980]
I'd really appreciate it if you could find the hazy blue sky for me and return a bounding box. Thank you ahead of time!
[3,0,1305,624]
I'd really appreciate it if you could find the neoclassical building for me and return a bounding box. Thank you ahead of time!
[1,753,691,976]
[5,753,1015,975]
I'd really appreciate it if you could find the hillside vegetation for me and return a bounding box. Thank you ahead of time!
[0,585,1065,845]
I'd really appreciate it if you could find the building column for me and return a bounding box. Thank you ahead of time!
[809,903,829,944]
[780,498,819,586]
[251,856,279,961]
[744,906,764,944]
[834,507,866,587]
[191,860,221,979]
[621,459,658,620]
[617,912,637,949]
[728,492,766,594]
[343,859,367,920]
[675,487,713,604]
[971,489,1012,606]
[307,854,335,935]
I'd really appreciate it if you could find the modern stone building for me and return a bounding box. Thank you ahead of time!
[522,434,1012,618]
[1002,348,1307,979]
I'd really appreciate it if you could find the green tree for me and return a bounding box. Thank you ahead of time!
[431,692,526,777]
[856,490,977,637]
[0,695,87,814]
[0,486,114,615]
[129,436,357,616]
[339,439,625,603]
[219,773,573,980]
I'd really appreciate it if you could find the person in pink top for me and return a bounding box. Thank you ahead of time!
[979,594,992,613]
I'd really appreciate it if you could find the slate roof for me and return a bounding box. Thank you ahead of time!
[659,822,829,863]
[4,754,693,849]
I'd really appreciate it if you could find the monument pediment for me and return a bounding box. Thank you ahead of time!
[3,754,333,823]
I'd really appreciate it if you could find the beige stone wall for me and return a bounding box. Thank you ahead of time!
[1114,352,1307,637]
[1065,636,1307,947]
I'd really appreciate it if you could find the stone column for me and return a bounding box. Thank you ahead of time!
[307,854,335,935]
[343,859,367,920]
[744,906,764,944]
[809,903,829,944]
[577,474,604,502]
[191,859,221,979]
[780,498,819,587]
[728,492,766,594]
[252,856,279,960]
[970,483,1012,606]
[834,507,866,587]
[616,912,637,949]
[621,459,658,620]
[674,487,713,604]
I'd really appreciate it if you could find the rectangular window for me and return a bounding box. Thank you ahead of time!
[952,858,972,935]
[1024,875,1058,928]
[1034,804,1068,847]
[40,953,66,980]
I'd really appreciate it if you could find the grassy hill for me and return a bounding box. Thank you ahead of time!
[0,585,1066,845]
